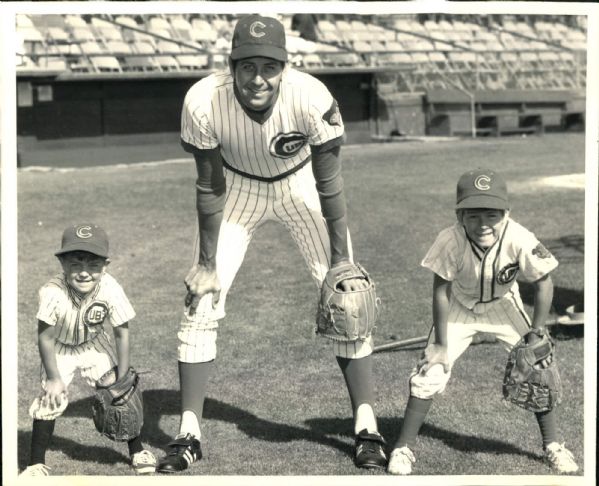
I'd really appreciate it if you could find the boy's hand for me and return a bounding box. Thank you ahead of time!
[418,343,450,373]
[43,378,67,409]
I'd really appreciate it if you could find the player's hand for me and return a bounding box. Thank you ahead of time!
[526,329,553,368]
[418,343,450,373]
[42,378,67,410]
[184,263,221,315]
[331,261,369,291]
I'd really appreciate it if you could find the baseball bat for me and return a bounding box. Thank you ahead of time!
[374,335,429,353]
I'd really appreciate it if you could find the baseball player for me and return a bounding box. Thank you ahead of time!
[156,14,387,473]
[387,169,579,475]
[20,223,156,476]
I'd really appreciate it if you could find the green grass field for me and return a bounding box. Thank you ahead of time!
[15,133,586,478]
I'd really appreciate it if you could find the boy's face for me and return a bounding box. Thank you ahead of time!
[59,251,108,296]
[459,208,508,248]
[230,56,284,111]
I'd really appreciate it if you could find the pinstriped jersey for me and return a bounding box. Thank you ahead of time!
[180,67,344,180]
[421,218,558,314]
[36,273,135,346]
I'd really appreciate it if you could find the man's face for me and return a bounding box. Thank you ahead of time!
[59,251,108,296]
[231,56,284,111]
[459,208,508,248]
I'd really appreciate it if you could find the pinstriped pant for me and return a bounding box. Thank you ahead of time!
[410,288,531,399]
[178,163,374,362]
[30,332,117,420]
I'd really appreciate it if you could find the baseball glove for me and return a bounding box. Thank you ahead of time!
[92,366,144,441]
[502,328,562,412]
[316,262,379,342]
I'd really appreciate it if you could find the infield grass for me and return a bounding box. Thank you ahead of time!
[15,133,586,477]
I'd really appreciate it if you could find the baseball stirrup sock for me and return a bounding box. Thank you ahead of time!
[29,419,56,465]
[128,435,144,456]
[179,360,213,436]
[336,355,376,414]
[395,396,433,449]
[535,409,558,448]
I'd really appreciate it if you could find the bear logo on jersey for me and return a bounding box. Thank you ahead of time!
[496,262,519,285]
[270,132,308,158]
[532,242,552,259]
[323,100,342,127]
[83,301,109,327]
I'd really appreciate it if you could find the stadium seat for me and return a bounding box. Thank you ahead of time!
[71,26,96,42]
[301,53,324,69]
[121,54,159,72]
[91,56,122,73]
[46,27,70,43]
[65,15,88,28]
[38,57,68,71]
[176,54,210,70]
[106,40,132,55]
[154,55,179,72]
[156,39,182,54]
[16,14,35,28]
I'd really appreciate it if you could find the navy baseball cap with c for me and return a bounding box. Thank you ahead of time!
[55,223,109,258]
[456,169,509,210]
[231,14,287,62]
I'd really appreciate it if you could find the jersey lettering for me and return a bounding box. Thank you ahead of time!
[269,132,308,158]
[496,262,519,285]
[83,301,109,327]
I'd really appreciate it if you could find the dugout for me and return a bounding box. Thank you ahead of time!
[16,67,586,167]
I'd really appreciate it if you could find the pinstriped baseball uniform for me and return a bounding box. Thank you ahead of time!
[178,66,373,363]
[29,272,135,419]
[411,218,558,399]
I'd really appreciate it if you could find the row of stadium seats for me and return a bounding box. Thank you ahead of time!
[16,13,587,92]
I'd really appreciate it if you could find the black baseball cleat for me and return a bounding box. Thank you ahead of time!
[354,429,388,470]
[157,433,202,473]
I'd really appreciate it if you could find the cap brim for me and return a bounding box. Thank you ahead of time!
[456,195,509,210]
[55,243,109,258]
[230,45,287,62]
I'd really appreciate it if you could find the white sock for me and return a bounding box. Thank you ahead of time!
[354,403,378,435]
[178,410,201,440]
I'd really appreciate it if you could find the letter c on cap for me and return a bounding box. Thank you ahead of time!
[250,21,266,38]
[474,175,491,191]
[76,225,93,238]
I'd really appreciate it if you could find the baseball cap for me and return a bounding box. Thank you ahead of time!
[456,169,509,210]
[231,14,287,62]
[55,223,109,258]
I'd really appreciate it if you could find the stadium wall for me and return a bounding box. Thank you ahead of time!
[16,71,376,145]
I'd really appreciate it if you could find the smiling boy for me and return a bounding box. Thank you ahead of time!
[21,223,155,476]
[387,169,578,475]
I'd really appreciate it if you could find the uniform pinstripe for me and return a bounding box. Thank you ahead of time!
[411,218,558,399]
[178,67,372,363]
[30,272,135,419]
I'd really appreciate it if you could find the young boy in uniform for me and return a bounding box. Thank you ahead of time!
[20,223,156,476]
[387,169,579,475]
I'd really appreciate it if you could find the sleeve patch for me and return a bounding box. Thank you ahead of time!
[323,100,342,127]
[532,242,553,259]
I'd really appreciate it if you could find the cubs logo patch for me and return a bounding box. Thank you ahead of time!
[496,262,519,285]
[532,243,553,259]
[269,132,308,158]
[83,301,109,327]
[323,100,342,127]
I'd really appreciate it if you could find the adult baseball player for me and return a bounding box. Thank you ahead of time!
[387,169,578,475]
[157,14,387,473]
[21,223,156,476]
